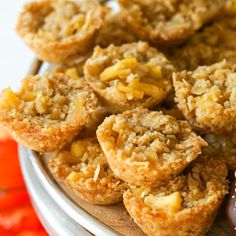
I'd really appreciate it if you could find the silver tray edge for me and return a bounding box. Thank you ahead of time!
[19,145,119,236]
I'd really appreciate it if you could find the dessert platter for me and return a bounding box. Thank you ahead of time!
[2,0,236,235]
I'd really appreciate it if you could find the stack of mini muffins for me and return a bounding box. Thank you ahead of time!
[1,0,236,235]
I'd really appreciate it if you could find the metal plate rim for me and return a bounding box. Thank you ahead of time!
[19,145,119,236]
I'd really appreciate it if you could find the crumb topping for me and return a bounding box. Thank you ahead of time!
[101,107,206,165]
[85,42,174,110]
[0,68,97,126]
[30,0,103,42]
[118,0,223,42]
[173,60,236,134]
[50,136,126,191]
[129,159,228,215]
[170,17,236,70]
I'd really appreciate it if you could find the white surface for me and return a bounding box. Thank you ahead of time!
[0,1,34,90]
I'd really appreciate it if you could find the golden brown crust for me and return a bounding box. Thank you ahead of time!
[173,60,236,134]
[118,0,224,44]
[97,107,207,187]
[1,117,83,153]
[49,136,127,205]
[16,0,105,64]
[10,1,236,231]
[84,42,174,113]
[123,158,228,236]
[0,69,100,152]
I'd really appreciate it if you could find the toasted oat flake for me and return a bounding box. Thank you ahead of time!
[84,42,174,112]
[16,0,105,63]
[49,136,127,205]
[0,69,100,152]
[97,107,207,187]
[118,0,224,43]
[173,60,236,134]
[169,16,236,71]
[123,158,228,236]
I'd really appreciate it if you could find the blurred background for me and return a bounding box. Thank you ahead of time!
[0,1,47,235]
[0,1,33,90]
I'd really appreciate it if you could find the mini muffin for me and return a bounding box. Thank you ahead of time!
[16,0,105,64]
[84,42,175,113]
[203,133,236,170]
[96,9,137,48]
[118,0,224,44]
[49,136,127,205]
[173,60,236,134]
[123,158,228,236]
[97,107,207,187]
[169,16,236,71]
[0,68,100,152]
[52,66,108,134]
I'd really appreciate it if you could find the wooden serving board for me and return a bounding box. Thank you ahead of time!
[42,153,232,236]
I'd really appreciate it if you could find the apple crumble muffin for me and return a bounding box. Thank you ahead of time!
[203,133,236,170]
[97,107,207,187]
[96,9,137,48]
[123,158,228,236]
[169,16,236,71]
[16,0,105,64]
[118,0,224,44]
[84,42,175,113]
[50,136,127,205]
[51,66,108,135]
[0,68,100,152]
[173,60,236,134]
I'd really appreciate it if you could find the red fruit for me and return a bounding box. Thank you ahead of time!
[0,132,47,235]
[0,140,24,189]
[0,205,44,232]
[0,188,30,210]
[17,230,48,236]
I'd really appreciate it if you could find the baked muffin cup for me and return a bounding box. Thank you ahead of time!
[50,136,127,205]
[97,107,207,187]
[169,16,236,71]
[118,0,224,44]
[173,60,236,134]
[123,158,228,236]
[16,0,106,64]
[84,42,175,113]
[0,68,101,152]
